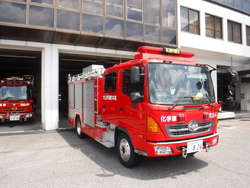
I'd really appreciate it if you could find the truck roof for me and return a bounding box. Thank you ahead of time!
[105,46,200,73]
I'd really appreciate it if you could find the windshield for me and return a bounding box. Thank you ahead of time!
[0,85,32,100]
[148,63,215,105]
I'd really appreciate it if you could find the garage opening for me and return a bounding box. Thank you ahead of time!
[217,65,240,111]
[58,53,130,129]
[0,49,42,132]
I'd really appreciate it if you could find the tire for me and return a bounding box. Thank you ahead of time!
[76,117,85,139]
[117,133,138,168]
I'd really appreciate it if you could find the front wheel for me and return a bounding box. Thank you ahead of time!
[76,117,85,139]
[117,133,138,168]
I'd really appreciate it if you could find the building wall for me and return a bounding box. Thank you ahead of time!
[178,0,250,58]
[178,0,250,111]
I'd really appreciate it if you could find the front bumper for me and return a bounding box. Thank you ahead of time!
[0,112,34,122]
[136,133,219,157]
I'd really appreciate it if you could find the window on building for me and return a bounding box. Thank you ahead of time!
[244,0,250,12]
[145,25,160,42]
[105,18,124,37]
[205,14,223,39]
[106,0,123,18]
[29,5,54,27]
[126,22,143,40]
[227,20,242,44]
[145,0,160,26]
[31,0,53,5]
[0,1,26,24]
[181,7,200,35]
[58,0,79,10]
[225,0,234,6]
[104,72,117,93]
[162,28,176,44]
[82,14,103,34]
[127,0,142,21]
[211,0,250,14]
[234,0,243,9]
[162,0,176,28]
[247,26,250,46]
[57,10,79,30]
[162,0,176,45]
[82,0,103,15]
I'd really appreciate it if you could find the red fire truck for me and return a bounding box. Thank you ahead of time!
[0,75,35,123]
[68,46,237,167]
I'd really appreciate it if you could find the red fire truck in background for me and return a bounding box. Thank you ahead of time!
[0,75,35,123]
[68,46,238,167]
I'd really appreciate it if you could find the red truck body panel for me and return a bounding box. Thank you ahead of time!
[68,47,220,163]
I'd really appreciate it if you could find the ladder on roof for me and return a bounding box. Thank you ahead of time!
[68,65,105,83]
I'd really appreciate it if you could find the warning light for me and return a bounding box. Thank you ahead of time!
[137,46,194,58]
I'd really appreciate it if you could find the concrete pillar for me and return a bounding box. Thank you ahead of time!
[41,45,59,130]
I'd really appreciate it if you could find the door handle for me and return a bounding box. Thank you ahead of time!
[120,108,125,111]
[102,105,106,108]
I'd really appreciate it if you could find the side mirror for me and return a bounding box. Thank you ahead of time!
[130,92,143,103]
[130,67,140,84]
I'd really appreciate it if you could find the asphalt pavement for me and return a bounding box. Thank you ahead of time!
[0,113,250,188]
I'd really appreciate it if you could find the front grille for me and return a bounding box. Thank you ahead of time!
[166,121,213,137]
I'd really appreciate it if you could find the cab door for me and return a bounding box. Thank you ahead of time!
[118,67,146,149]
[101,71,119,125]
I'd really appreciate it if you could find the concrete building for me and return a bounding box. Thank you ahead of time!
[0,0,249,130]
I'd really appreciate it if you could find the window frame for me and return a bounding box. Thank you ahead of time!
[205,13,223,39]
[227,20,242,44]
[181,6,200,35]
[246,25,250,46]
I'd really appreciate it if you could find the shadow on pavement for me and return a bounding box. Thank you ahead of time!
[57,128,208,180]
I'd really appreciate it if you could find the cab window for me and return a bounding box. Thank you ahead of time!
[104,72,117,93]
[122,68,144,96]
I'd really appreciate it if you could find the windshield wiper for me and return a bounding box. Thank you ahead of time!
[168,97,192,110]
[3,97,15,100]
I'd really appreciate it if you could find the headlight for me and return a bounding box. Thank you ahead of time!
[154,146,172,155]
[212,137,219,145]
[20,103,30,106]
[25,114,32,118]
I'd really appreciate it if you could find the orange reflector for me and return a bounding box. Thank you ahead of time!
[147,116,162,133]
[138,134,144,139]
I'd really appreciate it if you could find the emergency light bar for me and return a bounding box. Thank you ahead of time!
[137,46,194,58]
[0,75,34,85]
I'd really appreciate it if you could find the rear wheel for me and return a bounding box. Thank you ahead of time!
[117,133,138,168]
[76,117,85,139]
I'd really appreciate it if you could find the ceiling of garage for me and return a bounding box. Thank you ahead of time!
[0,47,131,81]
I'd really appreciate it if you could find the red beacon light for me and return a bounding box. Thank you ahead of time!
[137,46,194,58]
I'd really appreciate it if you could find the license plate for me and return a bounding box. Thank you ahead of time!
[10,115,20,121]
[187,140,203,153]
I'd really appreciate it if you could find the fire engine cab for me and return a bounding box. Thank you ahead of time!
[68,46,229,167]
[0,75,35,123]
